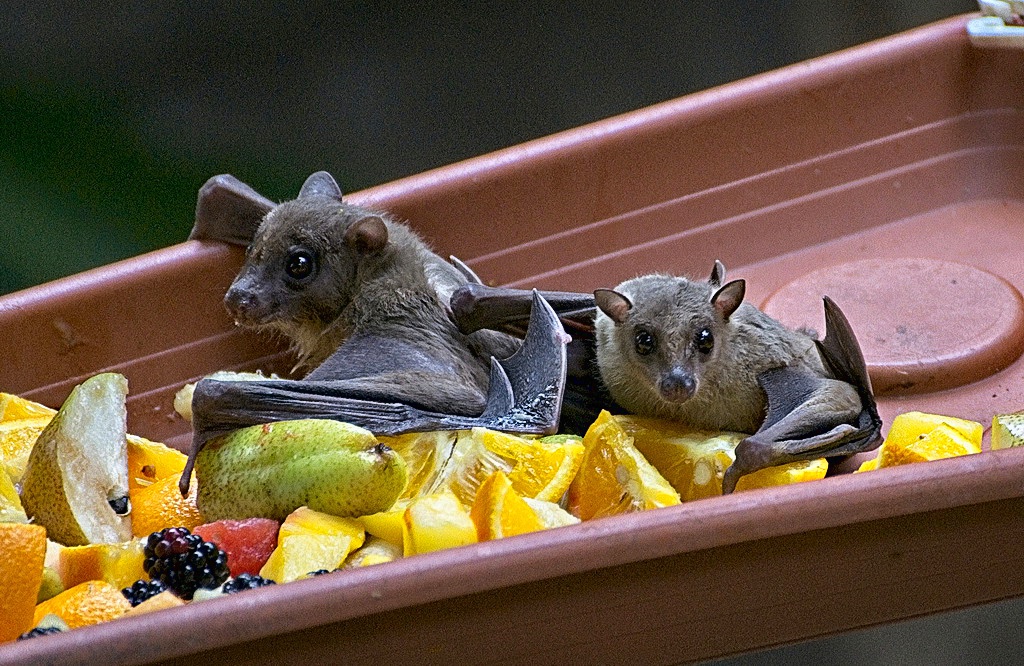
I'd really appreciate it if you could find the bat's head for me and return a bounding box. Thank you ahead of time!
[593,264,744,413]
[223,172,390,360]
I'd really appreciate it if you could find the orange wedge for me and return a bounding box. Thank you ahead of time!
[0,522,47,642]
[618,415,827,497]
[0,393,56,422]
[378,431,457,499]
[567,411,680,520]
[0,416,52,484]
[58,539,146,590]
[33,579,131,629]
[126,435,187,494]
[470,471,546,541]
[857,412,983,472]
[130,473,204,538]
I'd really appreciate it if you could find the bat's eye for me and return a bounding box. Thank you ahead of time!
[634,329,656,356]
[285,249,316,281]
[695,328,714,354]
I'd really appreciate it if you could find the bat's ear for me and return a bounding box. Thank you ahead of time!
[711,279,745,321]
[344,215,388,254]
[594,288,632,324]
[298,171,344,201]
[709,260,726,287]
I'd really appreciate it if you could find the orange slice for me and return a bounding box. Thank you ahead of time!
[126,435,187,494]
[469,471,546,541]
[0,393,56,422]
[58,539,146,590]
[857,412,983,472]
[0,416,52,484]
[33,579,131,629]
[377,431,456,499]
[130,473,204,538]
[0,522,47,641]
[567,411,680,520]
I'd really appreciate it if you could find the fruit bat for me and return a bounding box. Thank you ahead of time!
[449,262,882,493]
[180,172,568,495]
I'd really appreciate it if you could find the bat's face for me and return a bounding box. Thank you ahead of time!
[595,275,725,410]
[224,199,359,341]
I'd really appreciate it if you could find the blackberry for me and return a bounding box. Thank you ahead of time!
[143,527,230,600]
[17,626,63,640]
[121,578,168,607]
[222,573,276,594]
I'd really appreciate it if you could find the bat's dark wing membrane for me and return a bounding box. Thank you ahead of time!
[722,297,883,494]
[189,174,276,246]
[450,281,613,434]
[181,291,567,495]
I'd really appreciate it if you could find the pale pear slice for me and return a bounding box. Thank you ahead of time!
[20,373,132,546]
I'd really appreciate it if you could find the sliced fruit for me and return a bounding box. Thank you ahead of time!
[124,590,185,616]
[402,488,477,556]
[0,393,56,422]
[357,499,410,548]
[378,430,457,499]
[432,428,585,506]
[617,414,826,498]
[259,507,365,583]
[33,579,131,629]
[857,412,984,472]
[126,435,187,494]
[58,538,146,590]
[343,536,403,568]
[173,371,280,423]
[567,411,681,520]
[193,518,281,577]
[522,497,581,528]
[20,373,132,546]
[470,471,546,541]
[0,466,28,523]
[37,566,64,603]
[882,411,983,451]
[195,419,407,521]
[0,522,47,642]
[0,416,52,484]
[880,423,981,467]
[992,412,1024,450]
[130,473,204,538]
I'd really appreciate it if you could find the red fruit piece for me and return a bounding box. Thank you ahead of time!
[193,518,280,577]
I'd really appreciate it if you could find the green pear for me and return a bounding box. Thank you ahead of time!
[195,419,407,522]
[992,412,1024,450]
[20,373,132,546]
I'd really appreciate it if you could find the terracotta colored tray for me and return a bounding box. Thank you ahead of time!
[4,14,1024,664]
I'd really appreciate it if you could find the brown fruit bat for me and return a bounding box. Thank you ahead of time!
[179,172,568,495]
[450,261,882,493]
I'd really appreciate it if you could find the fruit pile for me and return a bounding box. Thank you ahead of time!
[0,371,1009,643]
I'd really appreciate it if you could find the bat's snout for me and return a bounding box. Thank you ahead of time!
[659,368,696,403]
[224,284,268,325]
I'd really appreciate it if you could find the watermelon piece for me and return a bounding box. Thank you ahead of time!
[194,518,280,577]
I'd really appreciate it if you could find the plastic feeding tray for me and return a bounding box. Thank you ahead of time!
[5,13,1024,665]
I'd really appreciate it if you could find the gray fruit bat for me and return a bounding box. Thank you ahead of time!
[179,172,568,495]
[450,263,883,493]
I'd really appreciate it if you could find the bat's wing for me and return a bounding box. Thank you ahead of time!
[451,283,597,336]
[721,297,883,494]
[181,291,566,494]
[188,174,276,246]
[449,282,612,434]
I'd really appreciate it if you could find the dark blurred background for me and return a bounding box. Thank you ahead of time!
[1,0,975,296]
[7,1,1013,663]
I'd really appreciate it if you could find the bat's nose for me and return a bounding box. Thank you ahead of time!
[224,285,257,318]
[659,368,696,403]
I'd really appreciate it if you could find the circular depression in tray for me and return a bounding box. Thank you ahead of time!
[761,258,1024,396]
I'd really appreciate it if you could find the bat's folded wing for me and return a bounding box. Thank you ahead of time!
[722,297,883,494]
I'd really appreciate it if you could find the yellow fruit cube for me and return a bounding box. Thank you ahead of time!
[357,500,410,548]
[883,411,983,451]
[402,489,477,556]
[260,506,366,582]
